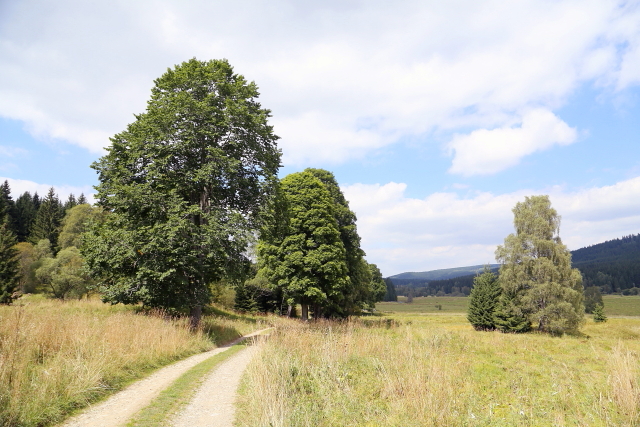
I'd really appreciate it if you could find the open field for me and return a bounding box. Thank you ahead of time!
[377,295,640,317]
[237,315,640,426]
[0,297,264,427]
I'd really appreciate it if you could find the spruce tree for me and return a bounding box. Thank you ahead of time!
[493,290,532,333]
[77,193,87,205]
[384,277,398,301]
[592,303,607,323]
[0,180,18,234]
[0,216,20,304]
[15,192,37,242]
[29,187,63,248]
[467,269,502,331]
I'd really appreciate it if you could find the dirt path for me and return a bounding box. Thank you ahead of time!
[169,344,259,427]
[59,329,269,427]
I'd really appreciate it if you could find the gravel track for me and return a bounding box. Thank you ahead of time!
[58,329,269,427]
[169,343,260,427]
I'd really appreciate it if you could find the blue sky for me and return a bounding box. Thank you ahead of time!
[2,0,640,275]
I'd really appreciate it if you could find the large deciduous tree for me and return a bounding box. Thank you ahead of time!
[495,195,584,334]
[257,171,350,320]
[83,58,281,327]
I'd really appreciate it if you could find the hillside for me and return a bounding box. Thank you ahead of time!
[389,234,640,296]
[389,264,499,282]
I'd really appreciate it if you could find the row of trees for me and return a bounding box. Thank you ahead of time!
[467,195,586,335]
[254,169,386,319]
[67,58,385,326]
[0,182,88,247]
[0,192,100,302]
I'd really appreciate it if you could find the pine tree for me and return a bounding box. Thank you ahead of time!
[592,303,607,323]
[0,216,20,304]
[77,193,87,205]
[29,187,63,248]
[467,269,502,331]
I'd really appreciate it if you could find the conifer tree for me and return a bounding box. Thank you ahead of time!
[384,277,398,301]
[15,192,37,242]
[592,303,607,323]
[77,193,87,205]
[0,180,18,234]
[496,195,584,334]
[64,194,77,211]
[29,187,63,248]
[467,268,502,331]
[0,216,20,304]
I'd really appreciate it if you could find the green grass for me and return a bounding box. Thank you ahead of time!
[377,296,469,313]
[377,294,640,317]
[127,342,248,427]
[237,315,640,426]
[601,295,640,316]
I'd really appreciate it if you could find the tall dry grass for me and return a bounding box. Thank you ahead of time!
[237,316,640,426]
[0,298,256,427]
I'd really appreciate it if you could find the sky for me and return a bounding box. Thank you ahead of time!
[1,0,640,276]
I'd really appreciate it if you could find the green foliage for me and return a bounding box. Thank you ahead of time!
[496,195,584,335]
[257,171,349,319]
[58,204,101,250]
[304,168,376,315]
[493,290,532,333]
[15,192,37,242]
[0,181,18,235]
[367,263,387,306]
[584,286,604,313]
[467,269,501,331]
[83,59,280,322]
[35,246,91,299]
[0,217,19,303]
[29,188,63,248]
[383,277,397,302]
[14,242,37,293]
[592,303,607,322]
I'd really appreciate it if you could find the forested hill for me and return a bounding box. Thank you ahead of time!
[572,234,640,293]
[389,234,640,296]
[390,264,499,282]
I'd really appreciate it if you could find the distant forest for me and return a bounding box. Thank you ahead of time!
[391,234,640,296]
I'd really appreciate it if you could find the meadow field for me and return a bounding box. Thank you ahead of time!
[377,294,640,316]
[0,297,264,427]
[236,296,640,426]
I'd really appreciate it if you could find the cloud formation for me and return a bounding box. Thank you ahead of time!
[343,175,640,276]
[448,109,577,176]
[2,1,640,171]
[0,177,95,204]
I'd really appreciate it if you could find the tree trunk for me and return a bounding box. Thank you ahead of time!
[287,305,293,317]
[189,305,202,330]
[301,303,308,322]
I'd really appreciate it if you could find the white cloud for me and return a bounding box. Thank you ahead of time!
[1,1,640,168]
[447,109,577,176]
[0,177,95,204]
[343,176,640,276]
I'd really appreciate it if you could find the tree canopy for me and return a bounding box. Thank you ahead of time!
[82,58,281,326]
[495,195,584,334]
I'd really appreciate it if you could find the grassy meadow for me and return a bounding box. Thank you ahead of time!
[236,296,640,426]
[0,296,264,427]
[377,294,640,317]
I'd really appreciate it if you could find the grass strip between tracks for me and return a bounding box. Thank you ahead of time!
[126,341,248,427]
